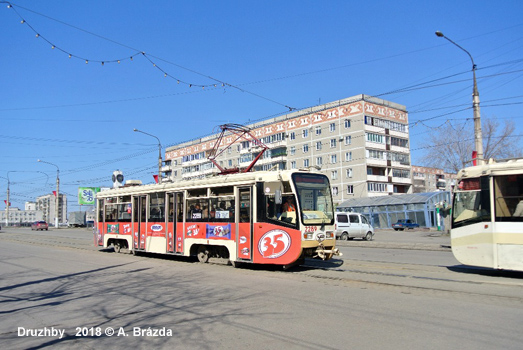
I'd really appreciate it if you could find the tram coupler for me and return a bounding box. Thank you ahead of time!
[314,243,343,260]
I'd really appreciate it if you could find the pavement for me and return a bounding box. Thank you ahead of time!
[0,226,451,252]
[335,228,451,251]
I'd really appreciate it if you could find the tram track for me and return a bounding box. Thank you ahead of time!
[296,259,523,306]
[3,228,523,306]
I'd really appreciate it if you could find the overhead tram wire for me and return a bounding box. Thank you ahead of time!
[2,2,295,111]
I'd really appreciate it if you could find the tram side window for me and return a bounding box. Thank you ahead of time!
[149,192,165,222]
[105,204,118,222]
[494,174,523,220]
[264,194,297,227]
[187,199,208,222]
[209,197,235,223]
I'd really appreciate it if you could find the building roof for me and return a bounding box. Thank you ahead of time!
[338,191,449,208]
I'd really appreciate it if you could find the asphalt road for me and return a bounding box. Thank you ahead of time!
[1,227,522,350]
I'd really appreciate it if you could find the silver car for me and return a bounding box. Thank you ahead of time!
[335,213,374,241]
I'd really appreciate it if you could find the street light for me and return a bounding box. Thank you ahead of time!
[38,159,60,228]
[134,128,163,184]
[435,31,484,165]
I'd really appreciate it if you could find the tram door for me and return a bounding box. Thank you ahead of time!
[133,195,147,251]
[237,187,253,261]
[167,192,183,253]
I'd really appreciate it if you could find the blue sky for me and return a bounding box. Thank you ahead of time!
[1,0,522,210]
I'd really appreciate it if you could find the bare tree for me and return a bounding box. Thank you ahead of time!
[420,117,522,173]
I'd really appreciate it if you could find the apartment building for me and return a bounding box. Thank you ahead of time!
[163,94,412,205]
[411,166,457,193]
[36,193,67,224]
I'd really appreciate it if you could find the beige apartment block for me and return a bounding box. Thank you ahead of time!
[163,94,412,206]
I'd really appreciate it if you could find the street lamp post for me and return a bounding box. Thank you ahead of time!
[435,31,484,165]
[38,159,60,228]
[134,129,163,184]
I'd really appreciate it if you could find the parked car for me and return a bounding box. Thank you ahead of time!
[392,219,420,231]
[31,221,49,231]
[335,212,374,241]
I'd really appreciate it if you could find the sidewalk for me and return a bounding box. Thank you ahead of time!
[335,228,451,251]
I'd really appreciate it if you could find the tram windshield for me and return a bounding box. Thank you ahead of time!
[452,177,491,228]
[292,173,334,225]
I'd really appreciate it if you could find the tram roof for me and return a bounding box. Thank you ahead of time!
[458,157,523,179]
[96,169,323,197]
[338,191,450,209]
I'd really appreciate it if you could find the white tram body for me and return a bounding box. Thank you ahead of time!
[451,158,523,271]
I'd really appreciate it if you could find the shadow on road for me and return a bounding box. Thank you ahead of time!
[447,265,523,279]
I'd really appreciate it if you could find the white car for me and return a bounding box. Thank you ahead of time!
[335,212,374,241]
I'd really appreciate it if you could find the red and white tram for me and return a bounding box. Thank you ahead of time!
[94,169,340,268]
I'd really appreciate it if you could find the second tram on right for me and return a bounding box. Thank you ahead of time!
[451,158,523,271]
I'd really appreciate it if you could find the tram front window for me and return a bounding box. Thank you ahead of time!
[452,190,490,227]
[292,173,334,226]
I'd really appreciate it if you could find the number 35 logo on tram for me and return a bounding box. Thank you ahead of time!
[258,229,291,259]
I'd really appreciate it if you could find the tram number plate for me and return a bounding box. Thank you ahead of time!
[304,226,317,233]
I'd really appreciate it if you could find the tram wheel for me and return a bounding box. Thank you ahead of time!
[197,246,210,263]
[114,242,121,253]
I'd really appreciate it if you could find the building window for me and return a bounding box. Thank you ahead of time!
[303,144,309,153]
[228,160,233,167]
[290,132,295,140]
[345,152,352,161]
[368,182,388,192]
[347,185,354,194]
[332,186,339,196]
[302,129,309,138]
[345,135,352,145]
[290,161,296,169]
[290,146,296,155]
[390,137,408,148]
[304,159,309,167]
[331,154,337,164]
[316,157,322,166]
[331,170,338,180]
[366,132,385,144]
[392,169,410,178]
[365,116,406,133]
[346,168,353,178]
[344,119,351,128]
[330,123,336,132]
[367,149,386,160]
[330,139,337,148]
[316,141,322,150]
[315,126,322,136]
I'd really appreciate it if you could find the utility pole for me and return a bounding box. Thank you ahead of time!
[134,129,163,183]
[38,160,60,228]
[436,31,484,165]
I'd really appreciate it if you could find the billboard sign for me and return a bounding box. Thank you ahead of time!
[78,187,100,205]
